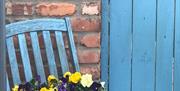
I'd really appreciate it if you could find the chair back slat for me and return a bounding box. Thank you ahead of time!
[6,19,67,37]
[30,32,46,82]
[6,37,21,84]
[65,18,80,71]
[6,18,80,88]
[55,31,69,73]
[18,34,33,81]
[6,74,10,91]
[42,31,58,77]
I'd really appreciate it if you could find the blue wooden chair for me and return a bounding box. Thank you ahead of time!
[6,17,80,90]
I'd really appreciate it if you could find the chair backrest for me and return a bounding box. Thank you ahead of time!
[6,17,80,89]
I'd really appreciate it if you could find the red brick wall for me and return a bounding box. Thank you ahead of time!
[5,0,101,79]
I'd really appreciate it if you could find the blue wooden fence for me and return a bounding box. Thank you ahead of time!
[100,0,180,91]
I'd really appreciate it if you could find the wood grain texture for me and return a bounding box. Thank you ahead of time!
[55,31,69,73]
[6,73,10,91]
[156,0,174,90]
[6,37,21,84]
[6,19,66,37]
[30,32,46,83]
[43,31,58,77]
[65,17,80,72]
[5,18,80,88]
[100,0,109,89]
[0,0,6,90]
[18,34,33,81]
[174,0,180,90]
[132,0,156,90]
[102,0,178,90]
[109,0,132,91]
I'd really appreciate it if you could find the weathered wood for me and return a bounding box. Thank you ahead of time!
[100,0,109,89]
[43,31,58,77]
[6,37,21,84]
[30,32,46,83]
[6,19,67,37]
[132,0,156,90]
[174,0,180,90]
[6,18,80,88]
[0,0,6,90]
[109,0,132,91]
[156,0,174,90]
[18,34,33,81]
[6,74,10,91]
[102,0,179,90]
[55,31,69,73]
[65,17,80,72]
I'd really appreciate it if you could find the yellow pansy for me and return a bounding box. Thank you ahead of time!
[80,74,93,87]
[48,75,57,82]
[69,72,81,83]
[48,87,54,91]
[40,87,48,91]
[53,87,58,91]
[50,84,54,88]
[49,87,58,91]
[63,72,72,78]
[40,87,57,91]
[12,85,19,91]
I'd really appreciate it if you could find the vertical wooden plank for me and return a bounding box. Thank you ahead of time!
[18,34,33,81]
[0,0,5,90]
[6,74,10,91]
[65,17,80,72]
[174,0,180,90]
[43,31,58,77]
[132,0,156,90]
[100,0,109,89]
[30,32,46,83]
[55,31,69,73]
[156,0,174,90]
[6,37,21,84]
[109,0,132,90]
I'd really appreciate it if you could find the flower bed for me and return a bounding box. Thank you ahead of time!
[12,72,105,91]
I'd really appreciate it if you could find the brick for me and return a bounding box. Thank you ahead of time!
[78,49,100,63]
[24,3,33,15]
[25,33,31,48]
[82,3,99,15]
[14,50,22,64]
[12,4,24,15]
[71,17,101,32]
[36,3,76,16]
[13,35,19,49]
[80,33,100,48]
[80,65,100,80]
[6,2,12,15]
[12,3,32,15]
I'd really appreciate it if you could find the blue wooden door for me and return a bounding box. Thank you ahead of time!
[101,0,180,91]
